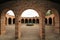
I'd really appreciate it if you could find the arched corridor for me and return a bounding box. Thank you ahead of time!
[0,0,60,40]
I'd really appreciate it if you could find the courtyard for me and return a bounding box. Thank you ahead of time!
[0,24,60,40]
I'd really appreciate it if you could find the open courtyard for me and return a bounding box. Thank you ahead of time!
[0,24,60,40]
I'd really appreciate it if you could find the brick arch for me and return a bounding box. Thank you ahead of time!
[19,7,41,17]
[0,7,47,40]
[18,7,47,40]
[52,9,60,34]
[1,8,15,15]
[0,8,16,35]
[47,8,60,34]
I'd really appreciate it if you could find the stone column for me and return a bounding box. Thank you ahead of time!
[7,18,8,25]
[53,17,55,26]
[47,19,49,25]
[0,12,6,35]
[11,18,13,25]
[39,14,45,40]
[15,14,21,40]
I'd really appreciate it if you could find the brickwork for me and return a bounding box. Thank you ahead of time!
[0,0,60,40]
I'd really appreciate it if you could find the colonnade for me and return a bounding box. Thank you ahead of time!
[21,18,39,24]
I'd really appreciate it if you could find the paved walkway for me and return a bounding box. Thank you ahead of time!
[0,24,60,40]
[21,24,40,40]
[0,25,15,40]
[45,25,60,40]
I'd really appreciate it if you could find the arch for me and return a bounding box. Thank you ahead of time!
[7,10,15,16]
[25,19,28,23]
[21,9,39,17]
[13,18,15,24]
[45,8,60,35]
[29,19,32,23]
[0,8,16,36]
[36,19,39,24]
[49,17,52,25]
[8,18,12,24]
[21,19,24,23]
[45,18,47,24]
[33,19,35,23]
[13,6,46,39]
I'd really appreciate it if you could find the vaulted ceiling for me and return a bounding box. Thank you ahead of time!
[0,0,60,4]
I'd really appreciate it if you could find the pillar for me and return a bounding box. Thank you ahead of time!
[54,15,60,34]
[15,14,21,40]
[11,18,13,25]
[47,19,49,25]
[52,10,60,34]
[39,14,45,40]
[7,18,8,25]
[0,12,6,35]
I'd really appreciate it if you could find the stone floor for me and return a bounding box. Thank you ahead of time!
[45,25,60,40]
[0,24,60,40]
[21,24,40,40]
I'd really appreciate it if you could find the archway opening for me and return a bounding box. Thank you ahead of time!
[21,19,24,23]
[20,9,40,39]
[13,18,15,24]
[36,19,39,24]
[45,18,47,24]
[45,10,53,25]
[6,10,15,25]
[49,17,52,25]
[29,19,32,23]
[5,10,15,39]
[25,19,28,23]
[8,18,11,24]
[21,9,39,24]
[45,9,59,40]
[33,19,35,23]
